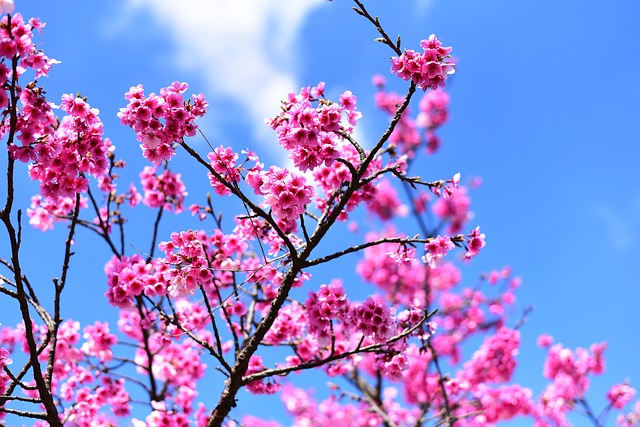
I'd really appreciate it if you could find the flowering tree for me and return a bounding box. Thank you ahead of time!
[0,1,638,426]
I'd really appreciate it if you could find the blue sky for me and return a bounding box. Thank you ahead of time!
[3,0,640,425]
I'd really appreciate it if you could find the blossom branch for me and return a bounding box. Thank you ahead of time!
[46,191,82,388]
[427,340,454,427]
[242,309,434,383]
[309,82,416,250]
[347,371,400,427]
[303,236,457,268]
[352,0,403,56]
[179,139,298,259]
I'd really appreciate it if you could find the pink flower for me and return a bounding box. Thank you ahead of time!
[118,82,207,164]
[267,83,360,171]
[537,334,554,348]
[207,145,241,196]
[462,327,520,386]
[81,322,117,362]
[608,383,636,409]
[245,355,280,395]
[140,166,188,213]
[432,186,471,233]
[366,179,407,221]
[423,235,455,267]
[390,34,455,91]
[305,280,349,345]
[417,89,450,129]
[465,226,486,259]
[252,166,314,233]
[0,0,14,14]
[344,296,397,343]
[15,93,109,203]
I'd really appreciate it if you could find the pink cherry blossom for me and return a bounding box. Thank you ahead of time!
[608,383,636,409]
[465,226,486,259]
[118,82,207,164]
[424,235,455,267]
[391,34,455,91]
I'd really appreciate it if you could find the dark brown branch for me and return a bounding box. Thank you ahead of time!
[178,139,297,260]
[147,205,164,260]
[427,340,454,427]
[134,296,160,402]
[304,236,432,268]
[352,0,403,56]
[307,83,417,256]
[348,371,399,427]
[46,191,82,388]
[85,185,121,257]
[243,310,434,383]
[0,407,48,420]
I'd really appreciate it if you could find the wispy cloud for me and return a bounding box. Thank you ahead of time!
[416,0,434,14]
[120,0,325,145]
[591,198,640,250]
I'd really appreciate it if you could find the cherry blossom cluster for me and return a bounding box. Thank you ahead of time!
[140,165,188,213]
[417,88,450,130]
[0,320,132,425]
[133,339,206,412]
[619,400,640,427]
[104,254,166,307]
[171,298,212,337]
[133,408,192,427]
[247,166,314,233]
[233,214,294,256]
[266,82,361,171]
[609,383,637,410]
[417,88,450,154]
[429,267,520,364]
[80,321,117,363]
[373,74,451,157]
[365,178,408,221]
[304,280,398,350]
[116,306,157,342]
[59,376,131,426]
[357,229,427,306]
[0,13,57,115]
[343,296,397,343]
[277,385,382,427]
[401,343,444,406]
[305,280,349,344]
[118,81,208,164]
[263,301,307,345]
[155,227,252,304]
[465,384,535,424]
[313,140,380,221]
[424,234,456,267]
[12,94,110,201]
[158,230,215,297]
[0,346,10,417]
[461,327,520,386]
[373,350,411,380]
[373,76,424,157]
[207,145,242,196]
[5,85,57,160]
[432,185,472,233]
[245,355,281,395]
[529,338,615,425]
[27,194,88,231]
[465,226,486,259]
[391,34,455,91]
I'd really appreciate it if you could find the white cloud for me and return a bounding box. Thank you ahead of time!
[416,0,434,14]
[121,0,326,146]
[591,199,640,250]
